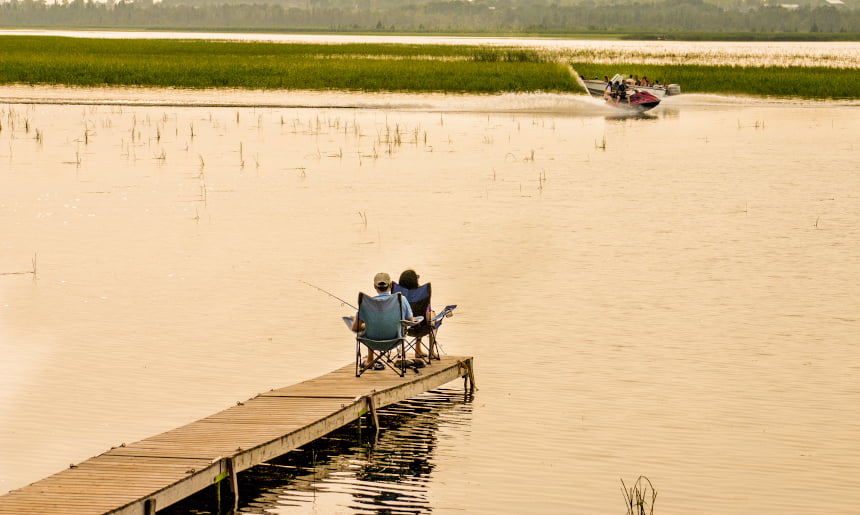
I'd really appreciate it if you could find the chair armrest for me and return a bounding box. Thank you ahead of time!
[343,316,356,331]
[430,305,457,322]
[430,305,457,329]
[402,316,424,328]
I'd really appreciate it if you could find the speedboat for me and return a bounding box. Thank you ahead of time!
[583,73,681,99]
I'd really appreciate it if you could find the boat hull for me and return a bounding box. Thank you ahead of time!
[607,90,661,112]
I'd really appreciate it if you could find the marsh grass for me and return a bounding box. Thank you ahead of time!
[0,36,577,94]
[621,476,656,515]
[622,31,860,42]
[572,62,860,99]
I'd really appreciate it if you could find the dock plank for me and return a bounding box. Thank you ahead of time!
[0,356,473,515]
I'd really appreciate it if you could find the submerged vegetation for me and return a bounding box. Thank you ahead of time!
[0,36,857,99]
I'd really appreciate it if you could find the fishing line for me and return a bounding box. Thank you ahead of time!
[299,280,357,310]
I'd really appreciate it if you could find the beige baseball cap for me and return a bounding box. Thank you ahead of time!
[373,272,391,289]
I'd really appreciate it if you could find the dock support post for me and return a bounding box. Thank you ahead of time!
[461,359,477,394]
[365,395,380,441]
[227,457,239,513]
[144,498,156,515]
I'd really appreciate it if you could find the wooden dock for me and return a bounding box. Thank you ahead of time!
[0,356,475,515]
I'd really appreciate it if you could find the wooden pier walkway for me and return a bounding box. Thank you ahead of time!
[0,356,475,515]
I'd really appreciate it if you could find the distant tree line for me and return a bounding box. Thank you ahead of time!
[1,0,858,35]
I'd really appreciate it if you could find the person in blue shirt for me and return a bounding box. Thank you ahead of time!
[350,272,413,368]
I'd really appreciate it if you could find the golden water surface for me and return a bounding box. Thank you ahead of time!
[1,86,858,514]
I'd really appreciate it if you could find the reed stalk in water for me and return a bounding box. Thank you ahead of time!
[0,252,38,278]
[621,475,656,515]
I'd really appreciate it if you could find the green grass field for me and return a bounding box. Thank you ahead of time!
[0,36,577,93]
[1,36,857,98]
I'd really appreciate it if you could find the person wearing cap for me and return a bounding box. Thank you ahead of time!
[350,272,413,369]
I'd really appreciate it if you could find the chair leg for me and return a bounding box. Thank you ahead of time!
[355,342,362,377]
[356,344,379,377]
[357,342,408,377]
[428,330,440,360]
[402,337,416,360]
[413,338,425,359]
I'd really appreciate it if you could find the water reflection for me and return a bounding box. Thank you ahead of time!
[603,111,659,122]
[160,388,472,515]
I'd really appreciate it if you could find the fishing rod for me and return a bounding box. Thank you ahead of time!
[299,280,357,310]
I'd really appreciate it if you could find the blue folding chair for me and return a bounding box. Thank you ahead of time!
[392,282,457,364]
[354,292,413,377]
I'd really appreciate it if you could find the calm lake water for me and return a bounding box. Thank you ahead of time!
[1,34,859,515]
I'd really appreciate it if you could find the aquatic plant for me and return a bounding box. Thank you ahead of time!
[0,252,38,278]
[621,475,656,515]
[469,48,548,63]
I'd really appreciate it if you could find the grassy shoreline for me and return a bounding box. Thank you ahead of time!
[1,35,857,99]
[0,36,580,94]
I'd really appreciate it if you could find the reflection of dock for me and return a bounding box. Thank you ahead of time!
[0,356,475,515]
[221,388,471,514]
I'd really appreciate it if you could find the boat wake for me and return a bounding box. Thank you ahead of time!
[0,85,612,115]
[658,93,860,108]
[5,84,851,114]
